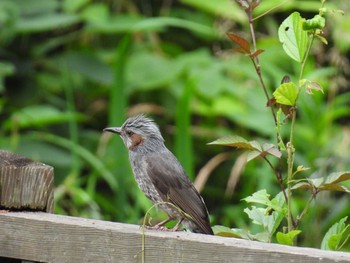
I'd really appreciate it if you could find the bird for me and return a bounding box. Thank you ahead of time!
[103,114,213,235]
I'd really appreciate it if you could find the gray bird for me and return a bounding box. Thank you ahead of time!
[103,115,213,235]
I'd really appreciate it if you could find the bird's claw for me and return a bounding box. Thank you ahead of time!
[142,225,184,232]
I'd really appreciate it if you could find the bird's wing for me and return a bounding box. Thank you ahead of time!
[144,151,213,234]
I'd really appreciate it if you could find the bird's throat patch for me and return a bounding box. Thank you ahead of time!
[130,133,143,150]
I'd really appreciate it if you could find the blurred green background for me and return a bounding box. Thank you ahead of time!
[0,0,349,248]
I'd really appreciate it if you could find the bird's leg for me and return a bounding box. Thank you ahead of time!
[144,217,185,232]
[154,217,173,228]
[145,217,173,231]
[171,218,184,232]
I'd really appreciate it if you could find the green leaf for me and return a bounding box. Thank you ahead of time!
[244,206,267,226]
[300,79,324,95]
[247,151,261,162]
[85,15,216,38]
[242,189,271,206]
[316,34,328,45]
[208,135,260,151]
[292,172,350,193]
[126,52,181,92]
[243,191,286,238]
[296,165,310,173]
[213,225,269,242]
[261,143,282,158]
[244,206,283,237]
[209,136,281,161]
[276,230,302,246]
[5,105,85,130]
[315,171,350,185]
[278,12,308,63]
[0,62,15,92]
[80,3,110,24]
[16,13,80,33]
[180,0,245,22]
[212,225,243,238]
[321,217,349,250]
[12,0,59,15]
[273,82,298,106]
[56,52,113,85]
[303,14,326,31]
[253,231,270,242]
[63,0,89,12]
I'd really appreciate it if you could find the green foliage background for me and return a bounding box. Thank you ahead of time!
[0,0,349,248]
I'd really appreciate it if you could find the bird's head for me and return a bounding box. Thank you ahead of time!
[103,115,165,152]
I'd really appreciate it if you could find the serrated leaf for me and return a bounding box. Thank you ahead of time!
[291,181,311,190]
[243,191,286,239]
[292,172,350,193]
[321,217,349,250]
[273,82,298,106]
[247,150,261,162]
[243,189,271,206]
[244,206,266,226]
[208,135,260,151]
[244,206,283,237]
[262,143,282,158]
[209,136,280,161]
[276,230,302,246]
[243,190,285,212]
[227,32,250,54]
[312,172,350,187]
[321,184,350,192]
[278,12,308,63]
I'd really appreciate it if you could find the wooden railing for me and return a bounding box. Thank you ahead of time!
[0,150,349,263]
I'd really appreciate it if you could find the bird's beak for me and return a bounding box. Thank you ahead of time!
[103,127,121,135]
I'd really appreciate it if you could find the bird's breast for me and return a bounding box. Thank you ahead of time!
[129,155,162,203]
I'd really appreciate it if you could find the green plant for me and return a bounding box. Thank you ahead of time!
[211,0,350,249]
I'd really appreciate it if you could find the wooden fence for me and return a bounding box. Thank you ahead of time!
[0,150,349,263]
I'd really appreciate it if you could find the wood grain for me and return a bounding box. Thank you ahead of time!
[0,150,54,212]
[0,212,349,263]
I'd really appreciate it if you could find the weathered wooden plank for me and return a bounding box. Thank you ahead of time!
[0,150,54,212]
[0,212,349,263]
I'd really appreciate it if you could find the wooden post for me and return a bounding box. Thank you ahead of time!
[0,150,54,213]
[0,150,54,263]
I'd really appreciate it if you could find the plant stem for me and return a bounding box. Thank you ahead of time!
[294,194,315,228]
[299,33,315,81]
[286,108,296,232]
[264,157,288,203]
[247,7,292,223]
[248,11,290,216]
[247,8,278,127]
[286,31,317,232]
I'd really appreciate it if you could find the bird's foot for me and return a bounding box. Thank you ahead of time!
[142,218,185,232]
[142,225,184,232]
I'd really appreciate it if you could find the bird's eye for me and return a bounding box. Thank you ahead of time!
[126,130,134,136]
